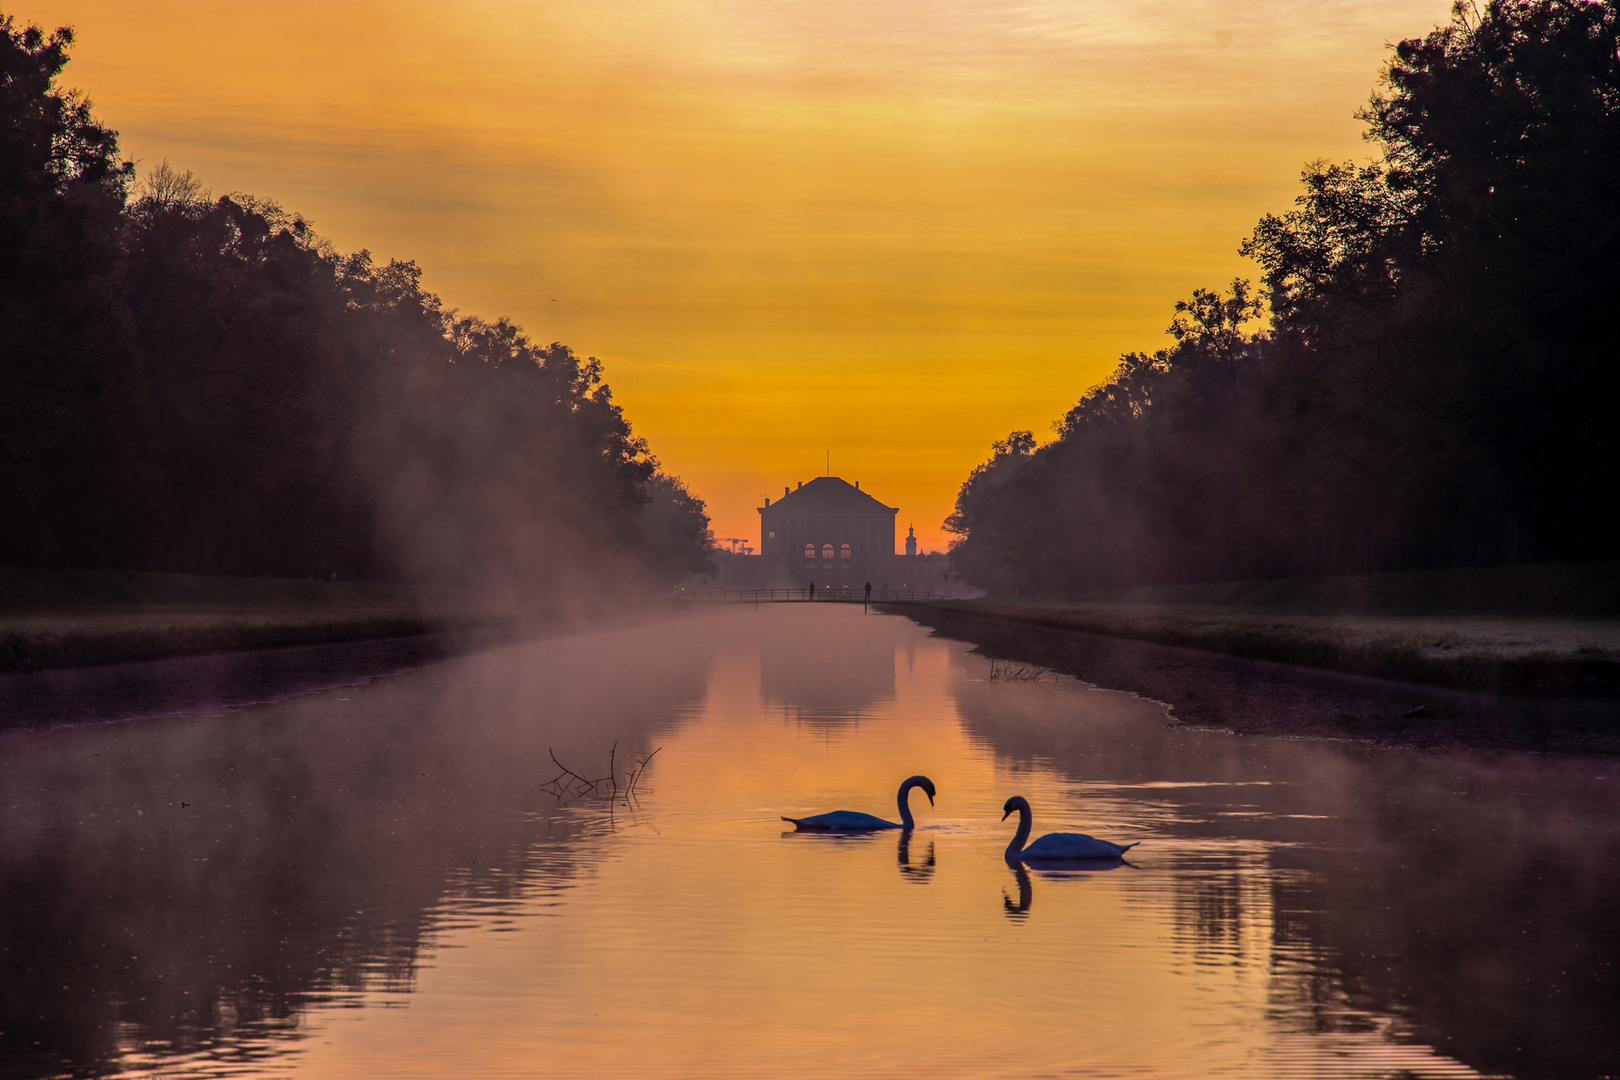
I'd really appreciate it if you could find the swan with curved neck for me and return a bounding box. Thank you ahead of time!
[1002,796,1138,861]
[783,775,936,831]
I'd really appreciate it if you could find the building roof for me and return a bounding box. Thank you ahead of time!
[761,476,896,515]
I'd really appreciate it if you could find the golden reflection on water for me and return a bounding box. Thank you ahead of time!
[5,605,1614,1078]
[284,607,1484,1080]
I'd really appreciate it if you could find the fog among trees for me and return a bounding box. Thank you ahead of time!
[948,0,1620,594]
[1,15,711,603]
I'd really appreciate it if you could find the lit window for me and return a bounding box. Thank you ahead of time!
[840,544,851,559]
[804,543,815,559]
[768,531,775,539]
[821,544,834,559]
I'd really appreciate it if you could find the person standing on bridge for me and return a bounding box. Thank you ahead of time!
[864,581,872,612]
[808,580,814,601]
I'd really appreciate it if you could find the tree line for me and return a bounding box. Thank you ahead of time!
[1,14,711,602]
[947,0,1620,594]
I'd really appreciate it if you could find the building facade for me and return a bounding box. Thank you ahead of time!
[759,477,897,582]
[689,476,972,596]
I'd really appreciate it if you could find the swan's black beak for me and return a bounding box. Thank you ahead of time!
[1001,808,1012,821]
[927,791,935,806]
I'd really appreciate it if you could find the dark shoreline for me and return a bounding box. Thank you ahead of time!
[0,634,466,732]
[0,566,500,673]
[0,610,500,673]
[0,605,694,732]
[894,605,1620,755]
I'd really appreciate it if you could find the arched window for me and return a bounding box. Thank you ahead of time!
[821,544,834,559]
[840,544,851,559]
[804,543,815,560]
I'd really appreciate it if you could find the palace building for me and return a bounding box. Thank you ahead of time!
[760,477,896,581]
[691,475,969,596]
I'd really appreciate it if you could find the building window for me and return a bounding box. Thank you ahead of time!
[821,544,834,559]
[769,531,776,539]
[840,544,851,559]
[804,543,815,559]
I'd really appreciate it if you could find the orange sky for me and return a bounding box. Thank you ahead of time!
[23,0,1454,551]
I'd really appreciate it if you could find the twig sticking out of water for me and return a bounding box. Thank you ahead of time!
[541,743,663,806]
[542,747,614,800]
[987,659,1051,681]
[624,747,662,804]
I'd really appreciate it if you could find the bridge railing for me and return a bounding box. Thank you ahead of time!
[670,588,951,604]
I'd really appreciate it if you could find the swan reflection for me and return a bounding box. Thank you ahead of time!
[1004,862,1033,917]
[896,831,935,883]
[1001,856,1127,919]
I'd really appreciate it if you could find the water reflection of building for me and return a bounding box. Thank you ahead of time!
[697,476,964,595]
[758,609,898,723]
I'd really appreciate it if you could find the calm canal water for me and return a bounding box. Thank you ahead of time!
[2,605,1616,1079]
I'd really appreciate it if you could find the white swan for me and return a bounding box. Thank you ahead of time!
[783,775,936,831]
[1002,795,1138,861]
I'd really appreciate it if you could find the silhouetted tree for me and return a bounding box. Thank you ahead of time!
[0,17,161,567]
[950,0,1620,594]
[637,472,715,583]
[0,16,710,594]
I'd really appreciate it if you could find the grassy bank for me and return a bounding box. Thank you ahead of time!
[1073,561,1620,618]
[0,567,494,670]
[919,563,1620,698]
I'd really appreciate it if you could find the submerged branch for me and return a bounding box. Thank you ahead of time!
[542,744,662,805]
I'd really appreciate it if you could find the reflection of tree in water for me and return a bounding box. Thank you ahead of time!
[1263,876,1342,1027]
[1275,813,1620,1080]
[1170,859,1248,965]
[758,619,896,726]
[0,629,711,1078]
[949,671,1620,1079]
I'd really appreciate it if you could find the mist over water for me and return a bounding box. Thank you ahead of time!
[2,606,1615,1079]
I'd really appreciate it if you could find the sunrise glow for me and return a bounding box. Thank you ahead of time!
[24,0,1452,545]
